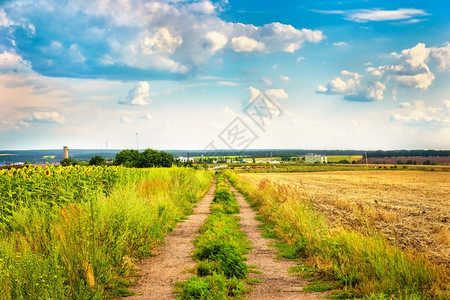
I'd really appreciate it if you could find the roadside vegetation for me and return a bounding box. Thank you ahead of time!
[0,165,213,299]
[225,171,448,299]
[178,174,250,299]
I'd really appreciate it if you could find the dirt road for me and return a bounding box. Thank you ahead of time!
[123,181,215,299]
[229,183,324,299]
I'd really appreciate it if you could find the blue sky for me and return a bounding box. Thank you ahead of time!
[0,0,449,150]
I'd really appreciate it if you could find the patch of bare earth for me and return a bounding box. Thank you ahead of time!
[229,184,325,300]
[241,171,450,269]
[122,181,215,300]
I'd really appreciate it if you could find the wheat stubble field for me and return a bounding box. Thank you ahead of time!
[239,171,450,268]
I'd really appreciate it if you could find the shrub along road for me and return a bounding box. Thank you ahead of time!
[123,180,216,299]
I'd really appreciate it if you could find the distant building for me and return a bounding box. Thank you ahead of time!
[305,153,327,164]
[178,156,196,163]
[63,146,69,159]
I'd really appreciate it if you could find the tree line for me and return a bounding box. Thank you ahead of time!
[364,150,450,158]
[60,149,174,168]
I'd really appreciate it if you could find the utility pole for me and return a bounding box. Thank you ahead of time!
[136,133,139,151]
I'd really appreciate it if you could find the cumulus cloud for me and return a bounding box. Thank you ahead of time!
[367,43,434,89]
[366,43,450,90]
[0,51,32,73]
[206,31,228,52]
[28,112,66,124]
[143,27,183,54]
[391,100,450,125]
[247,86,288,105]
[231,36,264,52]
[314,8,429,23]
[320,42,450,102]
[1,1,324,79]
[430,43,450,71]
[188,1,216,15]
[266,88,289,100]
[120,81,151,106]
[317,70,385,102]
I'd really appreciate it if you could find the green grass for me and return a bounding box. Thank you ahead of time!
[0,166,214,299]
[225,171,448,299]
[178,174,250,299]
[326,155,363,163]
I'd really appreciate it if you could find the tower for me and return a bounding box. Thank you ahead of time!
[63,146,69,159]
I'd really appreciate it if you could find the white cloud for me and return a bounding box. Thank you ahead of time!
[259,23,324,53]
[333,41,347,46]
[248,86,261,102]
[266,88,288,100]
[188,1,216,15]
[0,51,32,73]
[392,100,450,125]
[2,1,324,79]
[143,27,183,54]
[248,86,288,102]
[28,112,66,124]
[206,31,228,52]
[430,43,450,71]
[368,43,435,89]
[296,56,305,62]
[217,81,239,87]
[316,85,327,93]
[395,72,435,89]
[231,36,265,52]
[280,75,290,83]
[322,42,450,102]
[317,71,385,101]
[348,8,428,22]
[120,81,151,106]
[0,9,13,27]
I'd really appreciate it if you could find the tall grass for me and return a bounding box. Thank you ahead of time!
[225,171,448,299]
[179,174,250,299]
[0,166,213,299]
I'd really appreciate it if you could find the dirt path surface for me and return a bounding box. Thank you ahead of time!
[123,181,215,300]
[229,184,324,300]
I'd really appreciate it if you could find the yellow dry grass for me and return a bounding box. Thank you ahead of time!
[240,170,450,269]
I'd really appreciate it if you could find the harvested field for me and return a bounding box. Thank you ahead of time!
[239,171,450,269]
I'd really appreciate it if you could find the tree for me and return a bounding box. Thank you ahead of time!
[137,149,160,168]
[89,155,105,166]
[115,149,174,168]
[114,149,140,167]
[60,158,76,166]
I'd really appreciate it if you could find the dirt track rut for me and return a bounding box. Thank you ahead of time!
[123,180,215,300]
[229,183,324,299]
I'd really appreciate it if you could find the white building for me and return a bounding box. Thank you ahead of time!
[305,153,327,164]
[178,156,196,163]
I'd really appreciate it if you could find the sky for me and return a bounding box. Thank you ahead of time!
[0,0,449,151]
